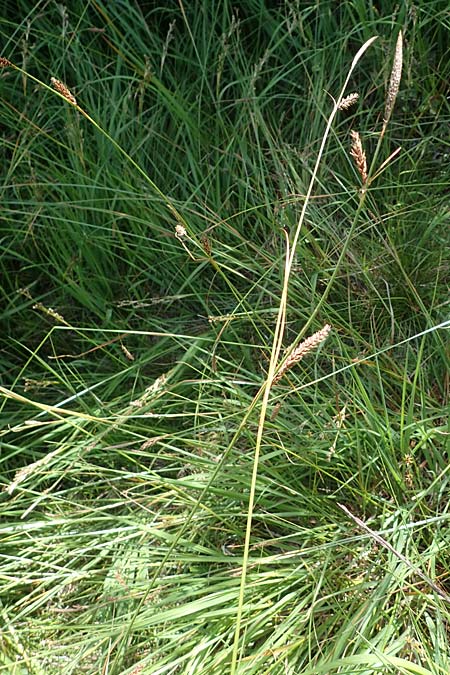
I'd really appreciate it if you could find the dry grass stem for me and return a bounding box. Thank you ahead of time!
[274,324,331,384]
[0,57,12,67]
[383,30,403,127]
[121,343,135,361]
[338,92,359,110]
[350,130,368,185]
[338,503,450,603]
[50,76,77,105]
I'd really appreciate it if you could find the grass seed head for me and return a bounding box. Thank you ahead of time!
[338,92,359,110]
[0,57,12,67]
[384,30,403,125]
[33,302,67,324]
[274,324,331,384]
[50,77,77,105]
[350,130,368,184]
[175,223,187,238]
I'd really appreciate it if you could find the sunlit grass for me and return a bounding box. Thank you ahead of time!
[0,1,449,674]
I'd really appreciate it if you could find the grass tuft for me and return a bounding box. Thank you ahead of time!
[1,2,449,674]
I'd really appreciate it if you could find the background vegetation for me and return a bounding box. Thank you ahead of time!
[0,1,449,673]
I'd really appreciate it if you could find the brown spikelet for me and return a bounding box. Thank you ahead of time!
[201,234,212,255]
[350,130,368,185]
[338,93,359,110]
[50,77,77,106]
[274,324,331,384]
[0,57,12,68]
[383,30,403,127]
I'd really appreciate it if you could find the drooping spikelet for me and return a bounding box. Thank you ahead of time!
[0,57,12,68]
[274,324,331,384]
[349,130,368,185]
[50,77,77,106]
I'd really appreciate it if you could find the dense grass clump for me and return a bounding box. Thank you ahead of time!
[0,1,449,674]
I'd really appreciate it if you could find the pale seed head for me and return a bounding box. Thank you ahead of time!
[175,224,187,238]
[274,324,331,384]
[383,30,403,126]
[338,92,359,111]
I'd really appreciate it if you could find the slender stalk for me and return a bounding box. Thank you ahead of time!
[229,35,378,675]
